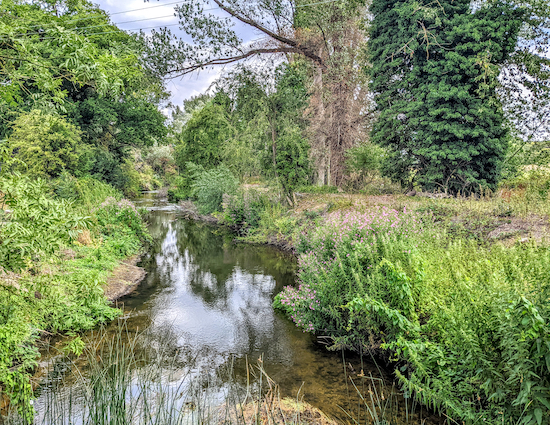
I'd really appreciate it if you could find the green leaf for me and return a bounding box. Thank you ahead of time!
[534,408,542,425]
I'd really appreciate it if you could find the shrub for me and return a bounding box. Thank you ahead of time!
[189,164,239,214]
[93,197,150,244]
[274,125,310,204]
[7,110,81,178]
[275,209,550,424]
[145,143,175,174]
[344,142,386,191]
[53,173,121,210]
[222,189,270,230]
[0,175,90,271]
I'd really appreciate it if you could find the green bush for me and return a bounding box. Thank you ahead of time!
[222,189,270,231]
[53,172,121,210]
[167,174,193,202]
[93,197,150,244]
[7,110,81,178]
[275,209,550,424]
[274,125,310,203]
[0,175,90,271]
[189,163,239,214]
[0,177,150,418]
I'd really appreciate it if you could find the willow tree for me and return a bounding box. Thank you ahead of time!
[142,0,370,186]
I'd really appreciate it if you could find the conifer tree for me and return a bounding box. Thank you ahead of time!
[368,0,524,193]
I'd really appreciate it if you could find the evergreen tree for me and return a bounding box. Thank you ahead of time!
[368,0,524,193]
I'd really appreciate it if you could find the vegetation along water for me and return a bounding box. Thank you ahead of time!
[1,0,550,424]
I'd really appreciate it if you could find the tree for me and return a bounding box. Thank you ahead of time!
[275,124,311,204]
[0,0,169,192]
[141,0,370,186]
[368,0,524,193]
[7,109,81,178]
[499,0,550,145]
[0,0,143,137]
[213,63,311,198]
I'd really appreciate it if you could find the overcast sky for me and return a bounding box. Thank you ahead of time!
[94,0,257,108]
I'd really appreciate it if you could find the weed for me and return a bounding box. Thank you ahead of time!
[275,208,550,424]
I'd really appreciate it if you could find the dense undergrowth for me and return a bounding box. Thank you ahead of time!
[273,203,550,425]
[169,170,550,424]
[0,175,150,421]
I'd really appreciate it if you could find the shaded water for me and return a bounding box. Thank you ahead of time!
[34,193,443,424]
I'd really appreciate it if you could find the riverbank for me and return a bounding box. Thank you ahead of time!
[268,192,550,425]
[178,187,550,424]
[182,188,550,252]
[0,177,151,420]
[103,255,147,302]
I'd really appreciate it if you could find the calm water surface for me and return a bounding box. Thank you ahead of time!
[35,192,442,424]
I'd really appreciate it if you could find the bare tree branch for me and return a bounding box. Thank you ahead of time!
[211,0,325,67]
[168,47,300,77]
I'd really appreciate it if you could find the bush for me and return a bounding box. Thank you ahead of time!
[222,189,269,230]
[53,173,121,210]
[0,175,90,271]
[7,110,81,178]
[274,125,310,203]
[344,142,386,191]
[93,197,150,244]
[189,164,239,214]
[145,143,175,175]
[275,209,550,424]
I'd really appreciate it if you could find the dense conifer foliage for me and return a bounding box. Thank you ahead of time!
[368,0,524,193]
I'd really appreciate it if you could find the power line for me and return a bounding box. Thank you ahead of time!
[5,14,177,39]
[4,0,344,34]
[0,0,345,42]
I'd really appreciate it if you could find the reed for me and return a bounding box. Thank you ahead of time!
[2,325,429,425]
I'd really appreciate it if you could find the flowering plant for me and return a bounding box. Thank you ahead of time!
[275,207,425,346]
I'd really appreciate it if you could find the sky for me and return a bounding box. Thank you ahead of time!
[94,0,258,109]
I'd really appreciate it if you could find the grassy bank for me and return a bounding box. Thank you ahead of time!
[0,175,150,420]
[196,180,550,425]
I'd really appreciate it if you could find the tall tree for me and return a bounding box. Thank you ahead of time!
[0,0,168,191]
[141,0,370,187]
[368,0,524,192]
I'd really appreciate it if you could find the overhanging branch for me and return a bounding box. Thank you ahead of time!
[211,0,325,68]
[167,47,300,78]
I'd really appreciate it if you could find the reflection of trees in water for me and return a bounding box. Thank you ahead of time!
[174,220,296,289]
[144,217,297,309]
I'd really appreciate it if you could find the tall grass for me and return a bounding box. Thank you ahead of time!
[2,324,432,425]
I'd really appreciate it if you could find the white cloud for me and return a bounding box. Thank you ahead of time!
[94,0,259,107]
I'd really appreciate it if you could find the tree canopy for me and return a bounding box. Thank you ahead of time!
[368,0,525,192]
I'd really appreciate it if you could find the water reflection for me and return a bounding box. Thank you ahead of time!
[32,193,442,424]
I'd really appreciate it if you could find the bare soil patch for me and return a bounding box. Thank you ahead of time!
[103,255,146,302]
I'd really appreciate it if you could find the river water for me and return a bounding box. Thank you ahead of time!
[32,192,442,424]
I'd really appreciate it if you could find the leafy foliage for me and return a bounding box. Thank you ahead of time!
[7,110,81,178]
[274,125,311,203]
[368,0,524,193]
[0,176,149,417]
[189,164,239,215]
[275,209,550,424]
[0,175,89,271]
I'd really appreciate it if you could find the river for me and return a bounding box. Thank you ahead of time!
[31,192,442,424]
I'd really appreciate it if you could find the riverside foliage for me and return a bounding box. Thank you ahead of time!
[0,176,150,420]
[274,208,550,425]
